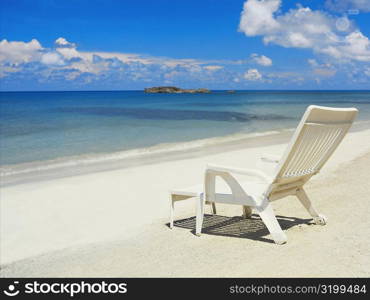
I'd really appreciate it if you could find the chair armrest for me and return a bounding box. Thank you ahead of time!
[260,154,280,163]
[206,164,272,183]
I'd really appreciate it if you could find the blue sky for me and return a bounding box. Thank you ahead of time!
[1,0,370,90]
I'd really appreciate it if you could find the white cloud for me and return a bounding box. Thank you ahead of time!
[164,70,181,79]
[238,0,370,62]
[41,52,65,65]
[52,38,241,73]
[56,47,82,60]
[0,65,21,78]
[307,58,337,77]
[364,67,370,77]
[54,37,209,69]
[334,31,370,61]
[308,59,319,67]
[64,71,81,81]
[55,37,76,48]
[203,65,224,71]
[325,0,370,13]
[0,38,239,86]
[250,53,272,66]
[239,0,280,36]
[313,68,337,77]
[244,68,262,80]
[0,39,43,64]
[266,71,299,79]
[307,59,333,68]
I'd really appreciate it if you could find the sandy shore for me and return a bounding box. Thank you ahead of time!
[1,127,370,277]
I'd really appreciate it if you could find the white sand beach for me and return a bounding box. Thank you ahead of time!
[1,127,370,277]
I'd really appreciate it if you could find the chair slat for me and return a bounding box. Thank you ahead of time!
[281,123,350,178]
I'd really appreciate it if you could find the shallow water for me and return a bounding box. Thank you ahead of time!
[1,90,370,170]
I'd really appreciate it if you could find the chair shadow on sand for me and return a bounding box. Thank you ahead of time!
[168,214,313,244]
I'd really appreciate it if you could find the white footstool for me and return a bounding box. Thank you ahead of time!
[169,186,216,229]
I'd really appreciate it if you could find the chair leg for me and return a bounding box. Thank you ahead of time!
[169,194,175,229]
[211,202,217,215]
[296,188,327,225]
[256,202,287,245]
[242,205,252,219]
[196,194,205,236]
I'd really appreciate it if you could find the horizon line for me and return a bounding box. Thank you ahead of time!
[1,89,370,93]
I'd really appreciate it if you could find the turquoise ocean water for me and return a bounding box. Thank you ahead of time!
[1,90,370,174]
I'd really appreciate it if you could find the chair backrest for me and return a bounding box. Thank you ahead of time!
[267,105,358,200]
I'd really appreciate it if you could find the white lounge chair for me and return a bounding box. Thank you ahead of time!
[170,105,358,244]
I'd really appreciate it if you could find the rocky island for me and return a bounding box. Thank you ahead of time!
[144,86,211,93]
